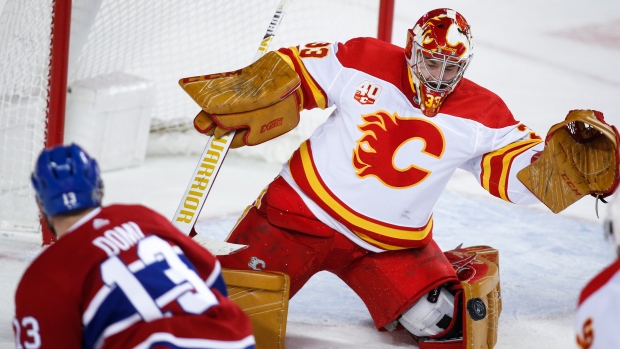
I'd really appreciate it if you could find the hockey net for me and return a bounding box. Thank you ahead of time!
[0,0,391,235]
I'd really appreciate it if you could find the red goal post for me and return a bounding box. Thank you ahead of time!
[0,0,395,245]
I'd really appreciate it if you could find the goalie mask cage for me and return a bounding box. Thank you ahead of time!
[0,0,394,242]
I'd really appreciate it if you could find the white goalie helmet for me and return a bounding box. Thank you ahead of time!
[405,8,474,117]
[604,195,620,256]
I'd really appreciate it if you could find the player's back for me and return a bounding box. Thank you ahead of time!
[575,258,620,349]
[14,204,254,349]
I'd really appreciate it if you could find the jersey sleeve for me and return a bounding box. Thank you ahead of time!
[277,42,342,111]
[459,122,544,204]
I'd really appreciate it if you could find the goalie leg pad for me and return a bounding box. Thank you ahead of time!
[222,269,290,349]
[458,247,501,349]
[419,246,502,349]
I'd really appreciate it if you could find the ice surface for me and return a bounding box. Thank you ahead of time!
[2,0,620,347]
[3,153,610,348]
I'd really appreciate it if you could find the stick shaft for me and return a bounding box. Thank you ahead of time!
[172,0,293,240]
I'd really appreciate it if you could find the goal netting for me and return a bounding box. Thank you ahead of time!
[0,0,388,234]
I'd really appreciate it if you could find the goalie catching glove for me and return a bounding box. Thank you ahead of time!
[179,51,301,148]
[517,109,620,213]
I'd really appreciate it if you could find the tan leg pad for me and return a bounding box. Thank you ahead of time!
[458,246,501,349]
[222,269,290,349]
[423,246,502,349]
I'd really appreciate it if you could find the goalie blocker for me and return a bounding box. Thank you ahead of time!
[180,51,302,148]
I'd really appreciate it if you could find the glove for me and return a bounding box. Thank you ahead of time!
[180,51,301,147]
[193,92,300,148]
[517,110,620,213]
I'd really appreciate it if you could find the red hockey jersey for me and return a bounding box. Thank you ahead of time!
[276,38,543,252]
[13,205,254,349]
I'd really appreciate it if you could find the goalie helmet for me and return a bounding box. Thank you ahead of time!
[31,143,103,216]
[405,8,474,117]
[604,195,620,256]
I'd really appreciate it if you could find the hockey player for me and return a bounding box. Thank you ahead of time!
[179,8,619,349]
[13,144,255,349]
[575,197,620,348]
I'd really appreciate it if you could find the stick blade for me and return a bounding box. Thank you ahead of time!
[192,235,247,255]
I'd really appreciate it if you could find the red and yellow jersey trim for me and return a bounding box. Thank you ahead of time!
[289,140,433,250]
[480,139,542,202]
[276,48,328,110]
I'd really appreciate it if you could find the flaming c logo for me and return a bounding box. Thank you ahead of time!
[419,14,471,58]
[352,111,445,188]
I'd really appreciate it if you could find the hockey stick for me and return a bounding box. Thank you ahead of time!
[173,0,293,256]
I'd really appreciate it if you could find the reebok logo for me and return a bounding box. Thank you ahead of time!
[261,117,283,133]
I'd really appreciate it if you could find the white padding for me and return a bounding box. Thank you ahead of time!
[399,287,455,337]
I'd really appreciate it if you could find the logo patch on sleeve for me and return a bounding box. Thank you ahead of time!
[354,81,382,105]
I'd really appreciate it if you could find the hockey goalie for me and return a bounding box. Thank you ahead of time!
[179,7,620,349]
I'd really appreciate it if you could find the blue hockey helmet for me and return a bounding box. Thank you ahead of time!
[31,143,103,216]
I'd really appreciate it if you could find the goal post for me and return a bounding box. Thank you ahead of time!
[378,0,395,43]
[0,0,63,239]
[0,0,395,244]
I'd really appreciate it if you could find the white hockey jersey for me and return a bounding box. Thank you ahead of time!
[276,38,543,252]
[575,259,620,348]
